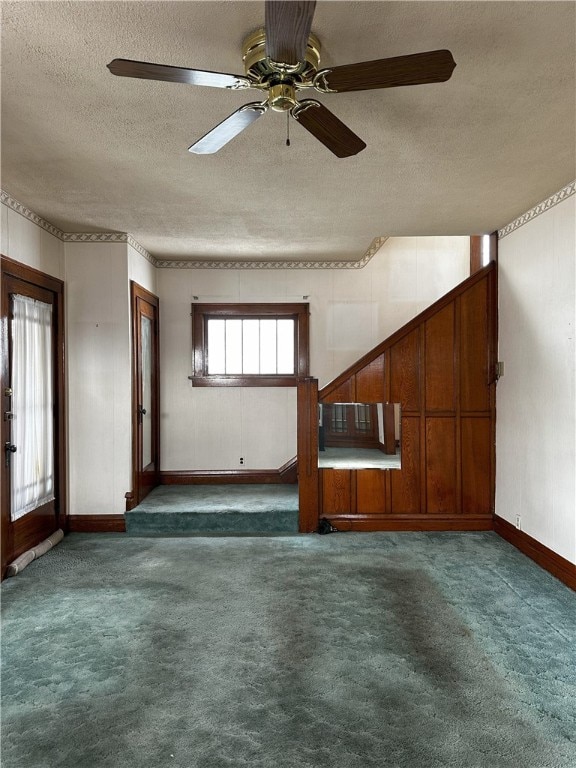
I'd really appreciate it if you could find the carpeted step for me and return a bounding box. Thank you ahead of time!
[125,509,299,535]
[125,484,299,536]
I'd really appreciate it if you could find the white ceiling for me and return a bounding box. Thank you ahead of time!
[1,1,575,263]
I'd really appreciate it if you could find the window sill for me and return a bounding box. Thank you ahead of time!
[188,375,299,388]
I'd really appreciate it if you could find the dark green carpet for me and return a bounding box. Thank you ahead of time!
[125,485,299,534]
[1,532,575,768]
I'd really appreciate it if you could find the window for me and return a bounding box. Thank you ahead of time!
[190,303,309,386]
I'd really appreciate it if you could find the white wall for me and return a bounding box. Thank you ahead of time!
[496,196,576,564]
[128,244,157,295]
[158,236,469,471]
[2,200,469,505]
[1,201,134,515]
[65,242,132,515]
[1,202,64,278]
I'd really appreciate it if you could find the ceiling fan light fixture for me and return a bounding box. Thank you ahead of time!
[268,82,297,112]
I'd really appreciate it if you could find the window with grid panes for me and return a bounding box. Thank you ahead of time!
[190,303,309,386]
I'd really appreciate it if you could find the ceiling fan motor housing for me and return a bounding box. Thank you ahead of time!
[242,27,321,82]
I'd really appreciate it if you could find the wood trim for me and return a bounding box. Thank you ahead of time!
[68,515,126,533]
[324,514,493,532]
[129,282,160,510]
[320,263,496,400]
[278,456,298,483]
[125,491,137,511]
[0,255,65,293]
[191,302,310,386]
[189,374,301,387]
[494,515,576,591]
[297,378,320,532]
[160,460,298,485]
[489,232,498,264]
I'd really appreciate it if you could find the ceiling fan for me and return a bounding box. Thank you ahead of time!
[107,1,456,158]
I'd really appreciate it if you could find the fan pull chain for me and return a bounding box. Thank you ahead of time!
[286,112,291,147]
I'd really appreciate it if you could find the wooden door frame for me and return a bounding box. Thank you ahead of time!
[126,281,160,510]
[1,255,66,579]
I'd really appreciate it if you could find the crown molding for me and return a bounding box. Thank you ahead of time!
[498,181,575,239]
[1,189,387,270]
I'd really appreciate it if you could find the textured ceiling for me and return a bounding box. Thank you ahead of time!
[1,1,575,263]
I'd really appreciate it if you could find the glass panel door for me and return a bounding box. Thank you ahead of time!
[10,295,55,520]
[141,314,153,469]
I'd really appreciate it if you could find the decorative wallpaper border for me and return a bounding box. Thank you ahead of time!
[154,236,389,270]
[5,182,575,263]
[498,181,575,239]
[1,189,65,240]
[1,189,388,270]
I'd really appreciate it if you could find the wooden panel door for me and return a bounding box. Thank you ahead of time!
[130,282,160,507]
[1,258,65,579]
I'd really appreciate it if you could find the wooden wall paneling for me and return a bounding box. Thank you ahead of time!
[454,296,462,517]
[324,514,492,532]
[384,350,393,512]
[383,403,396,454]
[461,417,492,515]
[322,378,355,403]
[320,265,494,405]
[318,264,496,529]
[390,329,420,412]
[68,515,126,533]
[390,416,421,514]
[460,278,490,412]
[425,418,457,514]
[321,470,353,515]
[297,378,320,532]
[356,470,387,514]
[425,303,455,412]
[419,324,427,515]
[355,354,385,402]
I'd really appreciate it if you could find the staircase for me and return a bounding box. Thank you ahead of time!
[125,484,299,535]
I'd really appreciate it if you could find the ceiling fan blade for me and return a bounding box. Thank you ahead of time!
[107,58,252,90]
[292,101,366,158]
[315,49,456,93]
[188,103,267,154]
[265,0,317,65]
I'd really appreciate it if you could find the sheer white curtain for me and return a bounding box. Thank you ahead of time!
[10,294,55,521]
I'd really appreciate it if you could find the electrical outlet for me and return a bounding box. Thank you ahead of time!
[515,515,522,530]
[239,457,244,465]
